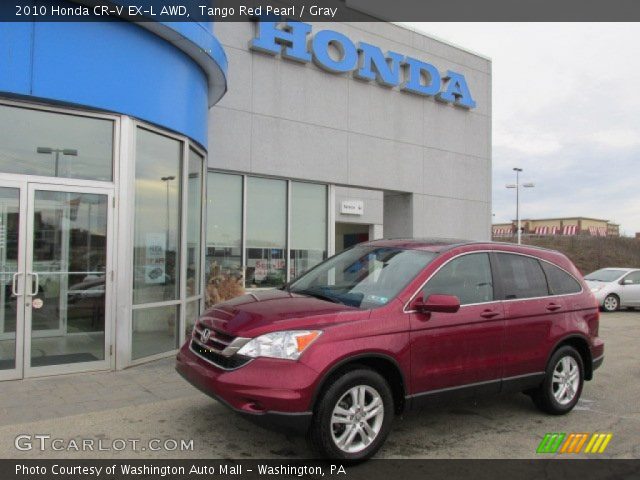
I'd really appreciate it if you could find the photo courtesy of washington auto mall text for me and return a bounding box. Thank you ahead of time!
[1,0,640,480]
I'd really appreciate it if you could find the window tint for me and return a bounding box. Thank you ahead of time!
[623,272,640,285]
[541,262,582,295]
[495,253,549,299]
[422,253,494,305]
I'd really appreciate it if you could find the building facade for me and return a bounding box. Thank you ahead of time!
[493,217,620,238]
[0,18,491,380]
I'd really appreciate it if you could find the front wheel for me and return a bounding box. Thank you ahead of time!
[602,294,619,312]
[309,368,394,460]
[531,346,584,415]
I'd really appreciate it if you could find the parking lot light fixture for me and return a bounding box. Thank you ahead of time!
[36,146,78,176]
[506,168,535,245]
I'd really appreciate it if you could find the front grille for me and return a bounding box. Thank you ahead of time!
[194,323,236,352]
[190,340,251,370]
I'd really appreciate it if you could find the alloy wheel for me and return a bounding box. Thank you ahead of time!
[551,356,580,405]
[330,385,385,453]
[604,295,618,312]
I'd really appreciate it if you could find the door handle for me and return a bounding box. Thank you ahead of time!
[546,303,562,312]
[11,272,23,296]
[27,273,40,296]
[480,309,500,319]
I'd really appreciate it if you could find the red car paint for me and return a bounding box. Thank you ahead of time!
[176,240,604,430]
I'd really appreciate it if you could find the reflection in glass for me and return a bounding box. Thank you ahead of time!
[131,305,179,360]
[30,191,107,367]
[205,173,244,307]
[185,299,201,338]
[0,187,19,371]
[246,177,287,288]
[186,150,203,298]
[290,182,327,280]
[133,129,182,305]
[0,105,113,181]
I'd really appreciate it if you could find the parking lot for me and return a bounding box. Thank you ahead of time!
[0,310,638,459]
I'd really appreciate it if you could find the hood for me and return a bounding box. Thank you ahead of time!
[198,289,363,337]
[584,280,612,290]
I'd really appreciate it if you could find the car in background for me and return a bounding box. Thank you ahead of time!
[177,239,604,460]
[585,268,640,312]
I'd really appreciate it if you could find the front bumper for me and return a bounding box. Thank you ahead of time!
[176,341,317,434]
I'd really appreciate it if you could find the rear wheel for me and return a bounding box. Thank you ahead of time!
[531,346,584,415]
[309,368,393,460]
[602,294,619,312]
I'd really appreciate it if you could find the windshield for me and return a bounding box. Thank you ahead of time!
[584,269,627,282]
[289,246,436,309]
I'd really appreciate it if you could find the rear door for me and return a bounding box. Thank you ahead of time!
[409,252,504,398]
[493,253,559,387]
[620,271,640,306]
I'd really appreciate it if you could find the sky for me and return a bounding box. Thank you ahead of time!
[407,23,640,236]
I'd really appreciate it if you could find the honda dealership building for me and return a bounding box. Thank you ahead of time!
[0,16,491,380]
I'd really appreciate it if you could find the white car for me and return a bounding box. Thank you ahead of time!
[584,268,640,312]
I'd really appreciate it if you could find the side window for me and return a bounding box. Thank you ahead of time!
[495,253,549,300]
[541,262,582,295]
[623,272,640,285]
[422,253,494,305]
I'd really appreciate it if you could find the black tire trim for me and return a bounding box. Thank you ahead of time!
[309,353,407,412]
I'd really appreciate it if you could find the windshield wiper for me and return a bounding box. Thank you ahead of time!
[293,289,343,304]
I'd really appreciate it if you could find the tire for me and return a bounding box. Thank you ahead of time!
[531,346,584,415]
[309,367,394,461]
[602,294,619,312]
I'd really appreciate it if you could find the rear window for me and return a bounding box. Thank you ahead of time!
[494,253,549,300]
[541,262,582,295]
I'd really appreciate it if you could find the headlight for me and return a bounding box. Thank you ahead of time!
[237,330,322,360]
[590,286,602,292]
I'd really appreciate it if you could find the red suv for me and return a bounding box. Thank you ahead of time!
[176,240,604,460]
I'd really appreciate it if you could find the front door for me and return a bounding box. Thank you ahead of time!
[0,181,113,380]
[620,271,640,307]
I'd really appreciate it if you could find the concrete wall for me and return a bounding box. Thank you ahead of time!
[209,22,492,240]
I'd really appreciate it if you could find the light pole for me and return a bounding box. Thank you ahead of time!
[161,176,176,245]
[506,168,535,245]
[36,147,78,176]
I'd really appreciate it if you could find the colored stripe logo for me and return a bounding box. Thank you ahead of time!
[537,433,612,454]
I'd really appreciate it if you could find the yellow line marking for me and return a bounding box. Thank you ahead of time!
[585,434,598,453]
[598,434,613,453]
[574,434,589,453]
[591,434,605,453]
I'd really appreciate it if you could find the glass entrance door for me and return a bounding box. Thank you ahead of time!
[0,181,113,379]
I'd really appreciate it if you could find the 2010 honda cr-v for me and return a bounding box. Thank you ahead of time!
[176,239,604,460]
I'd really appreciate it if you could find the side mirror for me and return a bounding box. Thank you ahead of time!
[412,294,461,314]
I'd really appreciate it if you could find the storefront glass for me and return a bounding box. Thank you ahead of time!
[131,127,206,361]
[290,182,327,279]
[132,129,182,305]
[0,105,113,181]
[246,177,287,287]
[205,173,243,308]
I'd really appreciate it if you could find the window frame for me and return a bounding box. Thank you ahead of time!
[404,250,584,312]
[207,170,329,290]
[419,252,496,306]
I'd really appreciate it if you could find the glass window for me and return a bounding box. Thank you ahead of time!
[205,173,244,308]
[290,182,327,280]
[246,177,287,288]
[185,299,201,338]
[290,246,436,309]
[186,149,203,298]
[422,253,494,305]
[584,269,626,282]
[0,105,113,181]
[622,271,640,285]
[132,129,182,305]
[541,262,582,295]
[495,253,549,299]
[131,305,179,360]
[0,187,20,371]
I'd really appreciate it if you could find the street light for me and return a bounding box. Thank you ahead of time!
[506,167,535,245]
[161,176,176,246]
[37,147,78,177]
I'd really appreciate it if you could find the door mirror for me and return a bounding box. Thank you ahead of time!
[412,294,461,314]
